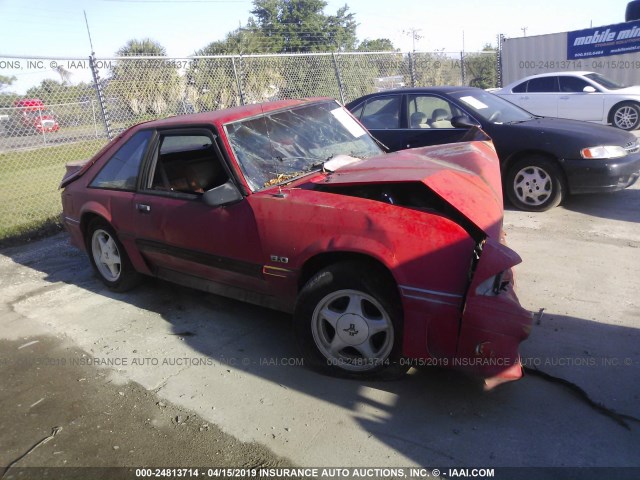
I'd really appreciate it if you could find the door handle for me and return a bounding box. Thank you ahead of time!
[560,96,569,100]
[136,203,151,213]
[519,96,529,100]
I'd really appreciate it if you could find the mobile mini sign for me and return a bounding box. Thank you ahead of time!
[567,20,640,59]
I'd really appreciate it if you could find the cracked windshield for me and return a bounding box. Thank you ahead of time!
[225,100,382,191]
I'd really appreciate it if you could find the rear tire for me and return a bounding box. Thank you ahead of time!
[85,218,141,292]
[294,261,407,379]
[505,156,565,212]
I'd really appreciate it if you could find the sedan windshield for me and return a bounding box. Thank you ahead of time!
[451,90,535,124]
[584,72,626,90]
[225,100,383,191]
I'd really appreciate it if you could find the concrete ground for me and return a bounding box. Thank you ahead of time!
[0,181,639,473]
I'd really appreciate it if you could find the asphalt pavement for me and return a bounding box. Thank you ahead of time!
[0,180,639,472]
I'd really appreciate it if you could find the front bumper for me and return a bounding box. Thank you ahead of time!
[562,152,640,194]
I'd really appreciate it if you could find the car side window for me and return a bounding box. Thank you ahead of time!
[359,96,401,129]
[408,95,462,129]
[559,76,592,93]
[512,81,527,93]
[147,132,228,196]
[526,77,559,93]
[90,130,152,190]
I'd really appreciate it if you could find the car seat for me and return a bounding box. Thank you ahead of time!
[410,112,430,128]
[430,108,453,128]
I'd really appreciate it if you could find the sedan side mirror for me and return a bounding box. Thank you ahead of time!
[451,115,481,129]
[202,180,243,207]
[583,86,597,93]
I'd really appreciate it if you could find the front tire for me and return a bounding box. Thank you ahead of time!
[505,156,565,212]
[293,262,406,379]
[85,218,141,292]
[611,102,640,130]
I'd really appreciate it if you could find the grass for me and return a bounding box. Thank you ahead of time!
[0,139,108,243]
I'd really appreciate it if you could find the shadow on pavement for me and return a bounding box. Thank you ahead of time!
[2,233,639,469]
[560,188,640,223]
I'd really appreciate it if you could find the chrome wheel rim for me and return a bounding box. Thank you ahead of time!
[614,106,638,130]
[91,229,122,282]
[513,165,552,207]
[311,289,394,372]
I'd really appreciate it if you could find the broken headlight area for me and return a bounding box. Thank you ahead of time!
[475,271,511,296]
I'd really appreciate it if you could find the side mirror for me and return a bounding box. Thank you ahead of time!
[202,180,243,207]
[583,86,597,93]
[451,115,481,129]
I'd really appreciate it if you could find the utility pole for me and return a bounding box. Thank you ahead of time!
[403,28,423,52]
[521,27,528,37]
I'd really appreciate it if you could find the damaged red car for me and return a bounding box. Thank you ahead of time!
[60,98,532,386]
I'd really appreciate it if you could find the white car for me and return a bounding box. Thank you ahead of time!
[493,71,640,130]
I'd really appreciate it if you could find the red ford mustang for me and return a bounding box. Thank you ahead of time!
[60,98,532,387]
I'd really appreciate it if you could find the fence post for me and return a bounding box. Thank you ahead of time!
[89,55,113,139]
[408,52,416,88]
[331,53,346,105]
[38,109,47,146]
[232,56,246,106]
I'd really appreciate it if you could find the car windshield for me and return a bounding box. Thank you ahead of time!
[584,72,626,90]
[25,109,51,118]
[225,100,382,191]
[451,90,535,124]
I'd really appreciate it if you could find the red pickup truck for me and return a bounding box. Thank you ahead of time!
[6,98,60,136]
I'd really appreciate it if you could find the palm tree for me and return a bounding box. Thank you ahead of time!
[108,38,182,116]
[54,66,72,85]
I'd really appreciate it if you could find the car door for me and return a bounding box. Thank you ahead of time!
[516,76,560,117]
[557,75,605,122]
[131,127,269,295]
[403,94,469,149]
[350,94,405,151]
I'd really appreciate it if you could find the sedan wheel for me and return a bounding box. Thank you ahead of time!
[612,103,640,130]
[506,156,564,212]
[294,262,406,378]
[86,219,141,292]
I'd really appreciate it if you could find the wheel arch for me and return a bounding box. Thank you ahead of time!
[607,100,640,125]
[80,211,110,238]
[298,251,399,299]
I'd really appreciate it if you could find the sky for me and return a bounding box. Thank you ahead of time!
[0,0,631,93]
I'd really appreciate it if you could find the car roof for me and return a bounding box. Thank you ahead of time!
[345,86,481,105]
[506,71,596,84]
[136,97,334,129]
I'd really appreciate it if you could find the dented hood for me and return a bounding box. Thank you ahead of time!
[320,141,504,238]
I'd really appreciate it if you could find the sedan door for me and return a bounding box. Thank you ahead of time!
[511,76,560,117]
[403,94,469,149]
[557,75,605,122]
[349,93,469,152]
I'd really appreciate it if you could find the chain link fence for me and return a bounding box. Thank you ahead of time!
[0,50,499,241]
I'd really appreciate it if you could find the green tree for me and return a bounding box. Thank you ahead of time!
[357,38,396,52]
[464,44,498,89]
[188,1,360,107]
[250,0,357,52]
[108,39,182,116]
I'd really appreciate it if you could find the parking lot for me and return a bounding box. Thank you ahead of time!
[1,178,639,473]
